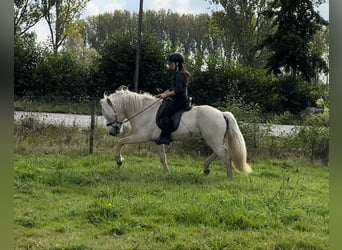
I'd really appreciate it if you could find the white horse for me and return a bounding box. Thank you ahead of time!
[100,88,252,179]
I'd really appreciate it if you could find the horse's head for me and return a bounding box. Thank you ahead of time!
[100,92,126,136]
[100,87,157,136]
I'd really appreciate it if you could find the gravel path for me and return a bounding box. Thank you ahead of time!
[14,111,297,136]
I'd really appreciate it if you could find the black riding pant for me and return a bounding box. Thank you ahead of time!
[159,97,187,132]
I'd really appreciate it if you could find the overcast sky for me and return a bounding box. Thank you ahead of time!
[84,0,224,16]
[32,0,329,43]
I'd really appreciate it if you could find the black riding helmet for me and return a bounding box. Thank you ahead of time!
[168,53,184,63]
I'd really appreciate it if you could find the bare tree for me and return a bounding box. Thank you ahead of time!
[14,0,44,36]
[42,0,89,55]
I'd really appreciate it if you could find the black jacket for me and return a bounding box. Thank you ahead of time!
[172,71,188,100]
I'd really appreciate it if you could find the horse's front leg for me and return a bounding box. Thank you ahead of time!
[115,134,147,167]
[156,144,170,172]
[115,142,124,167]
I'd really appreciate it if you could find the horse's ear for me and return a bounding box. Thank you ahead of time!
[106,98,112,106]
[117,85,128,91]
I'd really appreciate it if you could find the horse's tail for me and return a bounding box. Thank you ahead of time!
[222,112,252,175]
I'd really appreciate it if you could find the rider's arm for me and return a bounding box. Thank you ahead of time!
[156,89,174,98]
[160,72,184,99]
[160,89,175,99]
[173,71,185,95]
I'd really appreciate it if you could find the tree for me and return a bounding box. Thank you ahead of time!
[260,0,328,81]
[14,0,44,36]
[14,34,45,96]
[207,0,271,67]
[100,33,168,94]
[85,10,134,50]
[83,10,215,58]
[35,49,89,97]
[133,0,143,92]
[311,26,329,85]
[42,0,89,55]
[275,76,320,114]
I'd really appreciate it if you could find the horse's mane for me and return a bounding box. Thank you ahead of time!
[105,88,158,112]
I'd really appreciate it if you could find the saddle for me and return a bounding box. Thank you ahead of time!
[156,97,192,132]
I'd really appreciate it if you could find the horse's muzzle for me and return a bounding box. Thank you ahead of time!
[109,126,120,136]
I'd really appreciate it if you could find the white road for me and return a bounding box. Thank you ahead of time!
[14,111,107,128]
[14,111,297,136]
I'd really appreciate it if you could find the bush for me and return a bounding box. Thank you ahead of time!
[14,34,45,97]
[35,50,89,98]
[100,33,169,94]
[274,76,321,114]
[189,60,277,111]
[287,111,329,164]
[288,125,329,164]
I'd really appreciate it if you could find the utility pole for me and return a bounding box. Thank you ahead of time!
[134,0,143,92]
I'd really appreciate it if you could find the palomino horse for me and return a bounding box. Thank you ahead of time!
[100,87,252,179]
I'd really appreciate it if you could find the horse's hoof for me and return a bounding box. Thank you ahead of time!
[203,169,210,175]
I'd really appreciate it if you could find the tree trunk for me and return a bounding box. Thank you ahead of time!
[134,0,143,92]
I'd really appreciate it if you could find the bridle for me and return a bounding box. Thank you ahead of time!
[105,96,160,128]
[105,98,121,127]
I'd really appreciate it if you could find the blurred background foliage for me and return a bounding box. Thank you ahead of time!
[14,0,329,119]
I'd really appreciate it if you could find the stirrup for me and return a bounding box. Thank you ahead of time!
[155,135,172,145]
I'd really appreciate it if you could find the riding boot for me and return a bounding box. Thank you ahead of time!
[155,130,173,145]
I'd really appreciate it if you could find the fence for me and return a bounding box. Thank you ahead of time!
[14,96,329,165]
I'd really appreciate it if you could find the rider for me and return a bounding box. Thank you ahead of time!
[155,52,191,145]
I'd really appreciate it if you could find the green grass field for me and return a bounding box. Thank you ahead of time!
[14,153,328,250]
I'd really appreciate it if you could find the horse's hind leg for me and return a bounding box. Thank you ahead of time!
[156,144,170,172]
[226,149,233,179]
[221,145,233,179]
[217,145,233,179]
[203,153,216,175]
[207,143,233,179]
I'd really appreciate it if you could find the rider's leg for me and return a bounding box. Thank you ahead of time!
[156,116,173,145]
[155,98,187,145]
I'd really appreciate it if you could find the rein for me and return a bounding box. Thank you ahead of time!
[106,97,160,126]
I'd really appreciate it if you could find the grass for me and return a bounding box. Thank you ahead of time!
[14,153,329,250]
[14,97,99,115]
[14,119,329,249]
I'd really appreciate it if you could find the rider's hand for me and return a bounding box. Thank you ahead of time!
[160,93,167,99]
